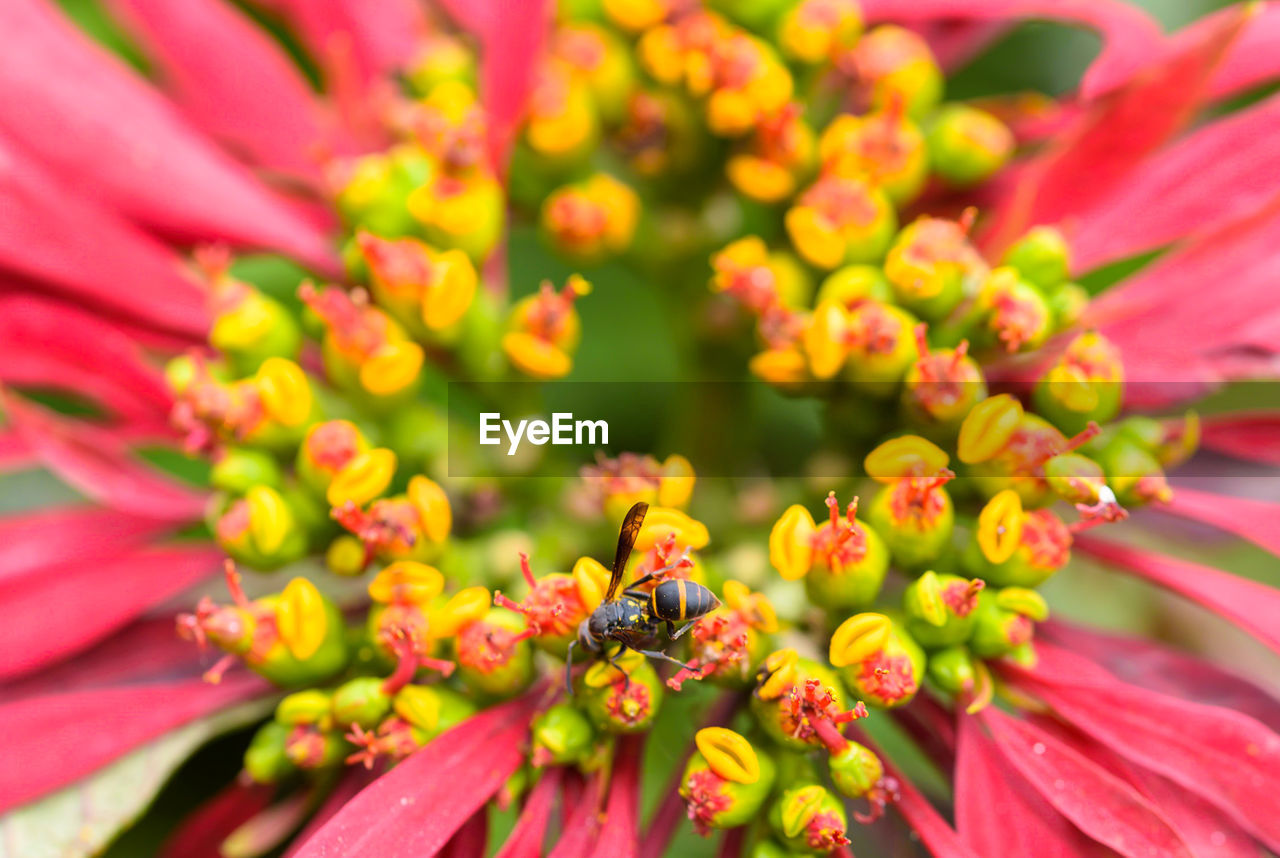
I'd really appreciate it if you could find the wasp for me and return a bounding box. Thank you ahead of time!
[566,501,720,693]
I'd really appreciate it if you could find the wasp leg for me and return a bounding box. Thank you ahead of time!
[565,639,579,697]
[607,645,632,692]
[638,648,696,673]
[670,620,697,641]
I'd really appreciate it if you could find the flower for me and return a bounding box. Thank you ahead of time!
[4,1,1280,858]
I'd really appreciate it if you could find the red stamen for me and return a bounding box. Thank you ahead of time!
[202,653,237,685]
[223,560,251,610]
[1058,421,1101,456]
[519,553,537,588]
[381,629,421,694]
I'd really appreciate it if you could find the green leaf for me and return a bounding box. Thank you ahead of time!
[0,699,273,858]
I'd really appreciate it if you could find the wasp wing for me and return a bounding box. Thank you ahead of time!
[606,501,648,601]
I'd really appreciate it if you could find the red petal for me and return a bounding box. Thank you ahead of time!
[1030,716,1263,858]
[860,0,1164,99]
[159,781,275,858]
[1085,195,1280,394]
[548,773,604,858]
[979,706,1194,858]
[0,429,32,472]
[1,618,205,697]
[0,295,175,423]
[1004,641,1280,852]
[103,0,339,179]
[956,714,1110,857]
[439,807,489,858]
[291,692,541,858]
[438,0,551,165]
[1158,485,1280,557]
[891,695,957,770]
[494,767,564,858]
[0,673,266,813]
[1076,536,1280,654]
[282,769,378,858]
[1070,92,1280,272]
[0,0,338,272]
[914,21,1011,71]
[2,393,207,522]
[1201,412,1280,465]
[1190,2,1280,101]
[1041,620,1280,732]
[0,143,208,339]
[589,737,643,858]
[983,4,1248,252]
[848,727,980,858]
[0,543,224,682]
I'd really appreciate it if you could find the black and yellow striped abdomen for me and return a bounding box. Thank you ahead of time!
[649,579,719,622]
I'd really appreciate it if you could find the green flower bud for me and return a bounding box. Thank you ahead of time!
[751,651,850,750]
[276,690,333,726]
[903,571,984,648]
[768,784,851,854]
[253,583,351,687]
[865,480,955,570]
[975,267,1052,354]
[804,504,891,611]
[213,485,308,571]
[455,608,537,700]
[969,587,1043,658]
[962,508,1071,588]
[1049,282,1089,330]
[1043,453,1108,505]
[926,104,1014,187]
[830,614,926,708]
[209,448,283,495]
[244,721,296,784]
[828,740,884,799]
[335,146,434,238]
[331,676,393,729]
[404,34,477,96]
[577,649,664,734]
[531,703,597,766]
[849,25,943,119]
[926,645,979,696]
[1001,226,1071,290]
[326,534,369,577]
[843,301,920,397]
[1097,437,1173,507]
[1034,332,1124,436]
[392,684,477,742]
[680,731,776,831]
[817,264,893,308]
[284,725,348,770]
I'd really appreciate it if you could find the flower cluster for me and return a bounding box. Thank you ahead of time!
[5,1,1280,858]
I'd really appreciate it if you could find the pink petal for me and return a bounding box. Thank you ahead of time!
[0,504,173,583]
[1004,641,1280,852]
[437,0,551,165]
[0,295,175,423]
[494,767,564,858]
[979,706,1194,858]
[956,713,1110,857]
[1030,716,1263,858]
[1201,412,1280,465]
[2,393,207,522]
[103,0,339,179]
[0,145,208,339]
[0,543,224,682]
[291,692,542,858]
[158,781,275,858]
[1188,2,1280,101]
[589,737,642,858]
[913,21,1012,71]
[0,429,32,471]
[252,0,426,81]
[1076,536,1280,655]
[983,5,1248,252]
[891,695,957,769]
[0,673,267,813]
[860,0,1164,99]
[1070,92,1280,272]
[1085,195,1280,394]
[0,0,339,272]
[1157,485,1280,558]
[1040,620,1280,731]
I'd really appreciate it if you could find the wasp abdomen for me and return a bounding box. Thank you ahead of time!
[650,579,718,622]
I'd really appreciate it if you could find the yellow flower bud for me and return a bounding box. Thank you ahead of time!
[430,586,491,637]
[422,249,477,331]
[359,341,424,396]
[749,348,809,386]
[368,561,445,605]
[696,727,761,784]
[803,301,849,380]
[503,332,573,379]
[408,476,452,544]
[657,454,696,508]
[769,504,816,580]
[864,435,949,482]
[246,485,293,556]
[829,613,893,668]
[277,578,328,660]
[636,507,710,550]
[957,394,1023,464]
[757,649,800,700]
[996,587,1049,621]
[256,358,312,427]
[977,490,1024,564]
[327,448,397,508]
[911,570,948,627]
[573,556,612,611]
